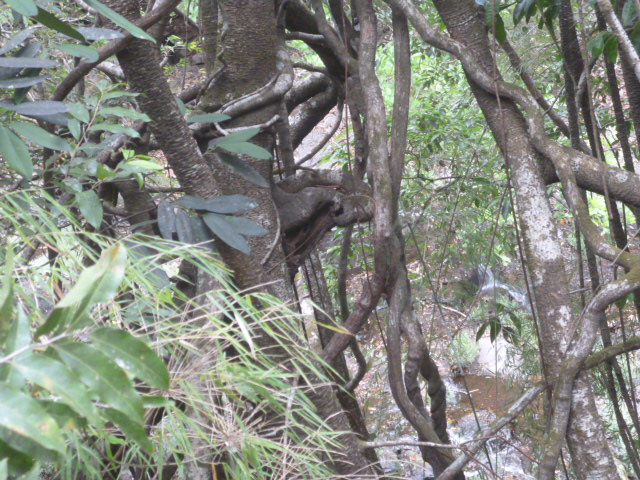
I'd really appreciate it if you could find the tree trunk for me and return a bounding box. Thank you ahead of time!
[430,1,620,478]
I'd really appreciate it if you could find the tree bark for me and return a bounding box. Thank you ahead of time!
[412,0,621,477]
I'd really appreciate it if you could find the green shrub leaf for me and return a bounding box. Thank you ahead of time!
[55,343,144,423]
[10,121,72,152]
[76,190,104,229]
[187,113,231,123]
[13,354,102,425]
[216,152,268,188]
[4,0,38,17]
[202,212,251,254]
[0,387,66,459]
[56,44,99,62]
[178,195,258,214]
[0,127,33,178]
[90,327,170,389]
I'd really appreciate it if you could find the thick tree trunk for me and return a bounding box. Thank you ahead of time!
[99,0,379,476]
[429,1,620,478]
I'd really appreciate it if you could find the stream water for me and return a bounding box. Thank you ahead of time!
[355,266,536,479]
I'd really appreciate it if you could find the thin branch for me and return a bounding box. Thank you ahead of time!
[583,336,640,369]
[436,383,546,480]
[295,102,343,167]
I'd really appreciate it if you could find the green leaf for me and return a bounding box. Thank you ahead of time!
[36,245,126,337]
[12,354,102,426]
[103,408,152,453]
[125,159,163,171]
[0,127,33,178]
[0,27,38,56]
[0,387,66,459]
[220,216,268,237]
[202,213,251,254]
[0,440,36,477]
[10,122,72,152]
[55,342,144,422]
[99,106,150,122]
[501,197,511,220]
[57,244,125,310]
[186,113,231,123]
[75,190,103,229]
[603,33,619,63]
[0,100,68,116]
[39,401,88,431]
[178,195,258,214]
[218,141,272,160]
[90,327,169,389]
[88,123,139,137]
[489,320,501,343]
[56,44,99,63]
[83,0,155,42]
[0,74,49,89]
[174,209,194,244]
[0,57,57,68]
[68,119,81,139]
[97,164,115,180]
[211,127,260,145]
[32,8,85,42]
[476,322,489,342]
[0,306,29,388]
[216,152,269,188]
[142,396,173,408]
[493,14,507,43]
[4,0,37,17]
[156,201,176,240]
[0,458,7,480]
[622,0,638,27]
[513,0,535,25]
[0,250,14,346]
[588,32,606,59]
[68,102,90,123]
